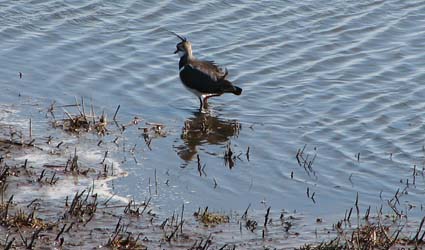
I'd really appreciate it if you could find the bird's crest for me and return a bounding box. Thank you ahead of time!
[163,28,187,42]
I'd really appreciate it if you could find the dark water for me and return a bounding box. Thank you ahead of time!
[2,0,425,238]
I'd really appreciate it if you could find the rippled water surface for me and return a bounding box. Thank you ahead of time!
[2,0,425,233]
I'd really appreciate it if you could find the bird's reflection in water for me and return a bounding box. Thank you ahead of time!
[176,111,241,162]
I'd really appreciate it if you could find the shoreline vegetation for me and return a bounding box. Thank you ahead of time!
[1,98,425,249]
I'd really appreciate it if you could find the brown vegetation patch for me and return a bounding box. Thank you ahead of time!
[194,207,229,226]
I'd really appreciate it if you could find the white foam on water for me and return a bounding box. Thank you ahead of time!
[13,146,129,204]
[1,102,130,205]
[0,105,30,129]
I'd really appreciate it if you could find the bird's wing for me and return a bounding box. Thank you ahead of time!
[189,60,228,82]
[180,63,229,94]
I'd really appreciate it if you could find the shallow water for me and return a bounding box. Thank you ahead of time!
[1,0,425,238]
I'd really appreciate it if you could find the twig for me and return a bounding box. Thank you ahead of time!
[113,105,121,121]
[413,216,425,242]
[180,203,184,234]
[264,206,271,228]
[5,237,15,250]
[55,224,67,241]
[155,169,158,195]
[29,118,32,139]
[242,203,251,219]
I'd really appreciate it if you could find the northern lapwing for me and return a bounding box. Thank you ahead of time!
[173,33,242,110]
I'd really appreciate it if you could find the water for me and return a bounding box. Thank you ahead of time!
[1,0,425,236]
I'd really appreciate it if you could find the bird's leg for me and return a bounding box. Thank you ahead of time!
[203,95,220,108]
[198,97,203,111]
[203,97,209,108]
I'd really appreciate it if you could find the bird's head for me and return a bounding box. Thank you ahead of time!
[168,31,192,57]
[174,40,192,57]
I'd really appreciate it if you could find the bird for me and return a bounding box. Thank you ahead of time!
[172,33,242,110]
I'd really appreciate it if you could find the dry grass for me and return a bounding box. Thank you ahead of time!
[4,208,50,229]
[194,207,229,226]
[107,218,147,250]
[48,98,108,135]
[298,216,425,250]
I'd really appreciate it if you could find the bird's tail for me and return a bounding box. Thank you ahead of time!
[232,86,242,95]
[222,80,242,95]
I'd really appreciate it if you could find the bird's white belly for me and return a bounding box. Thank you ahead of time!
[181,83,214,99]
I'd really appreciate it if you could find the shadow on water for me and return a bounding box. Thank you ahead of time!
[175,111,241,162]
